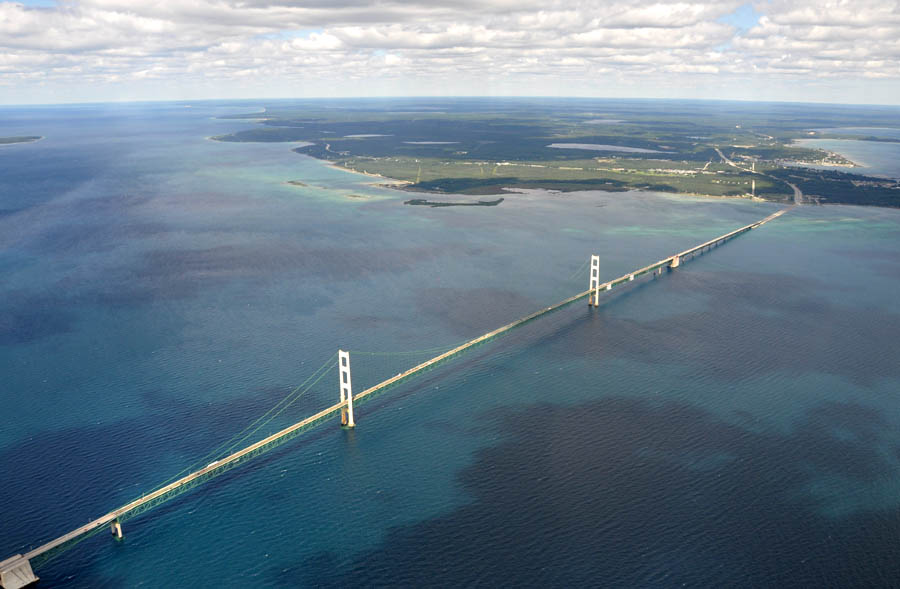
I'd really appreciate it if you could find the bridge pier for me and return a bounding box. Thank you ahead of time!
[589,255,600,307]
[0,556,38,589]
[338,350,355,428]
[111,519,123,540]
[669,256,681,269]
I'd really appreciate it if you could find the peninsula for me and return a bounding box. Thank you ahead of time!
[212,99,900,208]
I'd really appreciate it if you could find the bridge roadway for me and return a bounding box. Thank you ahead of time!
[0,206,790,588]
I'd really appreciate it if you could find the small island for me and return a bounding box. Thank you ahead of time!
[0,136,42,145]
[404,197,504,208]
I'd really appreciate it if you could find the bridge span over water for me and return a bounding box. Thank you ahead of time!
[0,208,789,589]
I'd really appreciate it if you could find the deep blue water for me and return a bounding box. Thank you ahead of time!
[2,102,900,587]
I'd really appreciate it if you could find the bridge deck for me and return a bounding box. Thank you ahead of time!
[4,206,790,576]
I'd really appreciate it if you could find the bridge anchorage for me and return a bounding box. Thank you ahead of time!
[0,207,791,589]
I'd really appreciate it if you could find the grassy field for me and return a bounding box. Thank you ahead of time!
[330,155,786,198]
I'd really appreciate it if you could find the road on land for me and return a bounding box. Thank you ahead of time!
[714,146,803,204]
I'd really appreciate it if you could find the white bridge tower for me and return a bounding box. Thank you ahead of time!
[589,254,600,307]
[338,350,355,428]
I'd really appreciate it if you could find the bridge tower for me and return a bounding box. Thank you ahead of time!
[589,255,600,307]
[338,350,355,428]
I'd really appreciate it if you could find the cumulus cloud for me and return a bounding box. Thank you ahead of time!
[0,0,898,102]
[734,1,900,78]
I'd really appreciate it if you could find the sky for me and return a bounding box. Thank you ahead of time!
[2,0,900,105]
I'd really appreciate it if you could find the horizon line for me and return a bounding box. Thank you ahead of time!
[3,95,900,110]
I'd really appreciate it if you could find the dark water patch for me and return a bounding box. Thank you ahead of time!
[337,314,387,330]
[873,264,900,281]
[415,287,540,337]
[27,221,168,255]
[829,248,900,280]
[54,191,156,216]
[545,270,900,386]
[24,410,349,589]
[134,242,445,287]
[288,398,900,587]
[0,381,331,557]
[0,146,125,215]
[0,296,74,345]
[830,248,900,263]
[0,187,162,253]
[1,241,451,345]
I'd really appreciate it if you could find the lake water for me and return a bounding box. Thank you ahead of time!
[819,127,900,141]
[547,142,662,153]
[2,102,899,587]
[795,132,900,178]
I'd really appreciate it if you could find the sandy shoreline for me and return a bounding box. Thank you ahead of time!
[329,160,780,202]
[788,141,866,169]
[324,160,413,185]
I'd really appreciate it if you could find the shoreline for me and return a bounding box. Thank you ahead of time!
[325,158,783,202]
[217,139,842,207]
[789,140,867,169]
[324,160,414,185]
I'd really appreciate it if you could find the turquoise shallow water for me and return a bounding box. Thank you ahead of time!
[1,102,899,586]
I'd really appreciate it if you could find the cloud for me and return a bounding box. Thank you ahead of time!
[0,0,898,102]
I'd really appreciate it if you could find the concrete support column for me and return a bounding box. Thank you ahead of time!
[338,350,355,428]
[0,556,38,589]
[669,256,681,269]
[111,519,123,540]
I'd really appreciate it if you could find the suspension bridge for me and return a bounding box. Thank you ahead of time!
[0,207,789,589]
